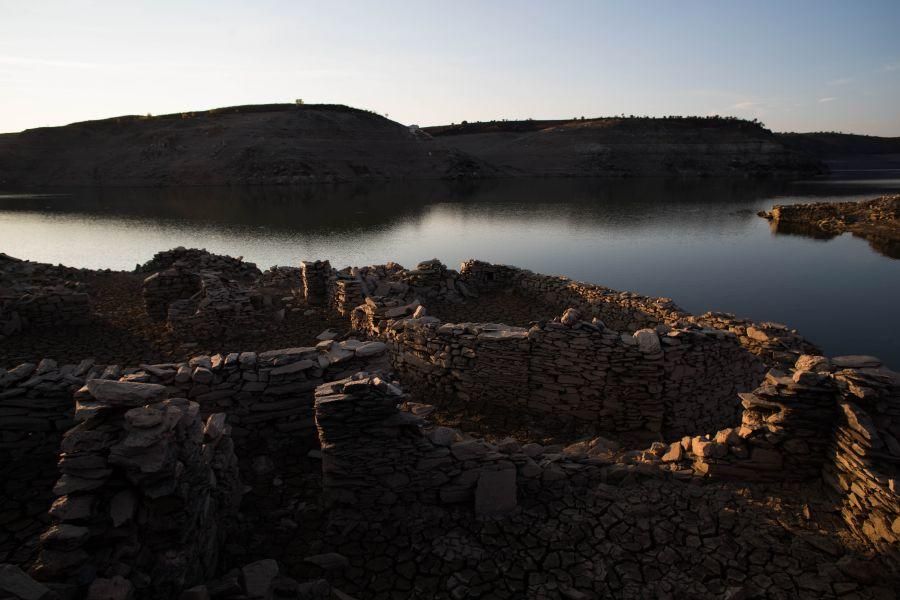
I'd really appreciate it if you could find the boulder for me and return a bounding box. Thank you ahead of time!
[560,307,581,326]
[633,329,661,354]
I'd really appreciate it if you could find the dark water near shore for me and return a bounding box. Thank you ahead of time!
[1,177,899,368]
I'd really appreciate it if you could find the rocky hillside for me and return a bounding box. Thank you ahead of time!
[0,108,830,187]
[0,104,490,187]
[777,132,900,173]
[426,117,824,178]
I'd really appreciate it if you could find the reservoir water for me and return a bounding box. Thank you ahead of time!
[1,176,898,367]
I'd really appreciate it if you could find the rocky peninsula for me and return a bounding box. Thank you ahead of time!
[1,248,898,599]
[760,194,900,258]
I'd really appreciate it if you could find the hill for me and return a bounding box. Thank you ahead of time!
[425,117,824,178]
[0,108,833,187]
[776,132,900,174]
[0,104,490,187]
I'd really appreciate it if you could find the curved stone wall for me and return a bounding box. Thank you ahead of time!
[352,300,766,440]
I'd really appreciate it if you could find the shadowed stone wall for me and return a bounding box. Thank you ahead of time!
[353,301,765,440]
[31,380,242,599]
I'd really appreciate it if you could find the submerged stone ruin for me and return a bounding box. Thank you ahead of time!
[0,249,897,599]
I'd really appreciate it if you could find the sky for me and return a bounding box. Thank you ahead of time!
[1,0,899,135]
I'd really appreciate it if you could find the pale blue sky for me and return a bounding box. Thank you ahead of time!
[1,0,899,135]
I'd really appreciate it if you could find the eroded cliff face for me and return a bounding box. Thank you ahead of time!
[0,104,491,187]
[427,117,825,178]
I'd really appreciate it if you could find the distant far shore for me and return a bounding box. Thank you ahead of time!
[1,103,899,188]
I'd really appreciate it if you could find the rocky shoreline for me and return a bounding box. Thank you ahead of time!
[760,194,900,259]
[1,248,898,599]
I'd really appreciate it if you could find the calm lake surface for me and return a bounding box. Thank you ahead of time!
[1,177,898,368]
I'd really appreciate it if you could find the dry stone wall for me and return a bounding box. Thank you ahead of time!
[353,300,765,439]
[1,253,92,339]
[31,379,242,599]
[0,359,95,566]
[129,341,391,455]
[136,247,261,282]
[141,267,201,321]
[164,273,288,340]
[822,357,900,565]
[646,354,900,564]
[457,260,818,369]
[300,260,331,306]
[316,373,539,517]
[140,249,297,340]
[0,340,390,571]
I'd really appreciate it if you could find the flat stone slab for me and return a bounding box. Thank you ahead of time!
[831,355,882,369]
[86,379,167,407]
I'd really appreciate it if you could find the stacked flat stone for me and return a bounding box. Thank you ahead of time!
[258,265,303,296]
[1,254,92,337]
[456,259,818,370]
[123,343,390,455]
[0,358,98,565]
[314,374,520,516]
[328,271,365,316]
[351,262,408,298]
[300,260,331,306]
[396,259,471,302]
[0,342,391,569]
[141,267,201,321]
[353,299,763,440]
[459,259,674,332]
[32,379,241,599]
[679,363,837,481]
[691,311,820,371]
[166,273,285,340]
[136,247,261,282]
[822,356,900,564]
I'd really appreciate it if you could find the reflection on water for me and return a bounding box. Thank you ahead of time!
[767,219,900,260]
[1,177,899,367]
